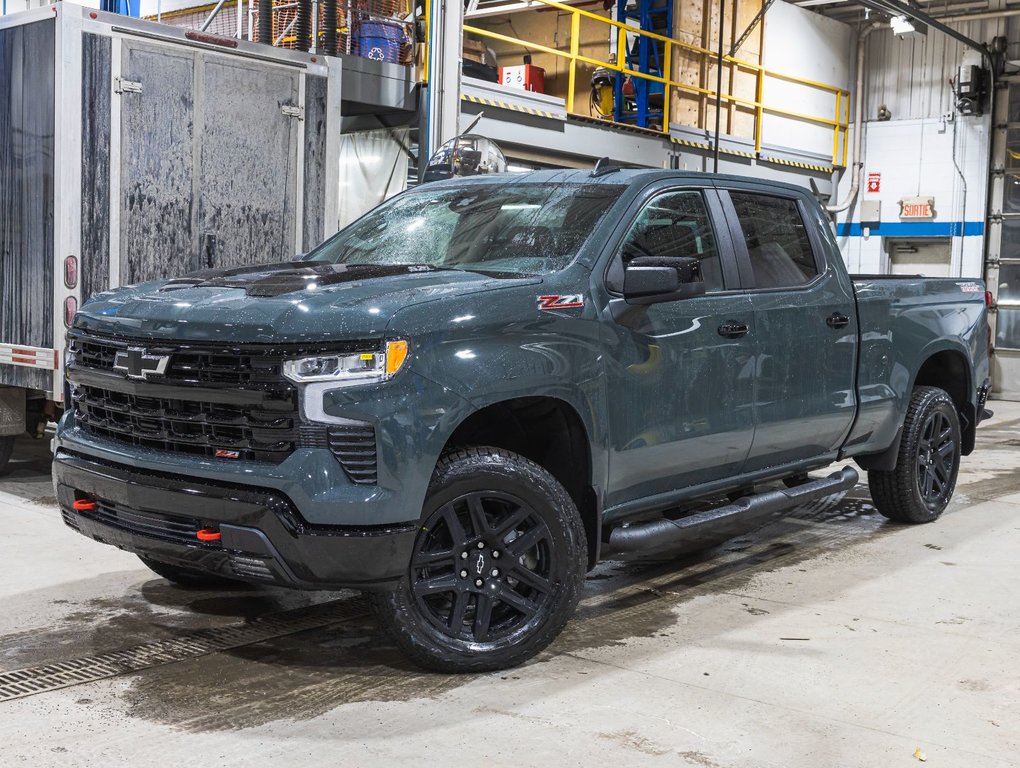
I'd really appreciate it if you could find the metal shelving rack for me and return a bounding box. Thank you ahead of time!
[613,0,672,129]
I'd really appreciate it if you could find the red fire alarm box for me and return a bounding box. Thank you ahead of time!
[500,64,545,94]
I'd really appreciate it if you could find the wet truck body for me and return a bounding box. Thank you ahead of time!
[54,169,991,670]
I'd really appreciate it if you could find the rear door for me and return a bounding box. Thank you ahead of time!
[196,57,301,270]
[118,42,197,284]
[718,186,858,471]
[117,42,303,285]
[600,184,756,510]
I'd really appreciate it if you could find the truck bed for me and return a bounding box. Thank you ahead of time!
[846,274,989,457]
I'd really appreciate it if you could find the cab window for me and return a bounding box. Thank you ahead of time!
[728,193,819,289]
[618,191,724,292]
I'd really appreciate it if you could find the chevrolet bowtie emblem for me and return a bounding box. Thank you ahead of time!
[113,348,170,380]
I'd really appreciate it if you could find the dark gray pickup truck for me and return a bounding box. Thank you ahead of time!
[54,169,991,671]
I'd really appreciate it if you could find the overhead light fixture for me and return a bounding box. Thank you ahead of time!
[891,14,927,39]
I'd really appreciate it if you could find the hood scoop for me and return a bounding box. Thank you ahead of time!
[157,262,448,298]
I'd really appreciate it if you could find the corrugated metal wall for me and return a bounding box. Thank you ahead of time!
[863,18,1010,120]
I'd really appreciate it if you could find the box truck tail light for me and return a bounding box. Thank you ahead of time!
[64,255,78,289]
[63,297,78,327]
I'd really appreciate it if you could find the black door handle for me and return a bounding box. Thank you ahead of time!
[826,312,850,329]
[718,321,749,338]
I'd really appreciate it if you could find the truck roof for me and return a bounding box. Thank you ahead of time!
[421,167,811,197]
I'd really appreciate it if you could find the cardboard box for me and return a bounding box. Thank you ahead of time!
[463,37,486,64]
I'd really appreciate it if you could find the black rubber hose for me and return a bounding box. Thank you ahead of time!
[295,0,312,52]
[323,0,338,55]
[257,0,272,45]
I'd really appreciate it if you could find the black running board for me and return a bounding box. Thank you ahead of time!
[606,466,860,555]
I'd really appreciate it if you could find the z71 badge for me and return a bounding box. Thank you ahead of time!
[537,294,585,310]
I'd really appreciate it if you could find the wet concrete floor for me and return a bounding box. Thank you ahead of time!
[0,404,1018,767]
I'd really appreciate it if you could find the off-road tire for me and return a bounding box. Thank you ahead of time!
[138,555,241,589]
[0,436,14,476]
[868,386,961,524]
[372,446,588,673]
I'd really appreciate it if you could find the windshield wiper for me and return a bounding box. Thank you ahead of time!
[333,262,531,279]
[390,264,530,278]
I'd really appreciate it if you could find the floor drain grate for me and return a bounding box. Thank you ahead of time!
[0,597,369,703]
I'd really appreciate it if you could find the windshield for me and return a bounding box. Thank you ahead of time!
[305,181,624,276]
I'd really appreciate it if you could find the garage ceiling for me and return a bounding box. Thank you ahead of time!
[792,0,1010,22]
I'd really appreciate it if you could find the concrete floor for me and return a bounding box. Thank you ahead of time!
[0,405,1018,768]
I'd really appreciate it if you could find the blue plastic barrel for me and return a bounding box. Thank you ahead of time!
[356,20,403,63]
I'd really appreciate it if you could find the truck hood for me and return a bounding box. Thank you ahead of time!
[73,262,538,343]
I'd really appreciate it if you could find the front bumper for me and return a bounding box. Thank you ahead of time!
[53,450,416,590]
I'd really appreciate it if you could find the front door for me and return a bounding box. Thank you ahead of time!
[600,187,756,511]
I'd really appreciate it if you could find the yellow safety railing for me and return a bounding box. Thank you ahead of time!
[455,0,850,168]
[421,0,430,84]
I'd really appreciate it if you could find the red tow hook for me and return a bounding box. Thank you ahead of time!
[73,499,98,512]
[196,528,222,542]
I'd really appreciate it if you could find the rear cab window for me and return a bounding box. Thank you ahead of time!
[728,192,819,289]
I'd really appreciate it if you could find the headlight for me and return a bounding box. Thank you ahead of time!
[282,340,409,385]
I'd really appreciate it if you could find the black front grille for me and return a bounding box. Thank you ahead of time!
[71,499,212,548]
[71,382,298,463]
[66,330,380,478]
[71,334,119,371]
[327,425,378,484]
[66,330,370,388]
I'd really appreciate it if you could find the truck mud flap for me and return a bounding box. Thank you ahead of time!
[607,466,860,555]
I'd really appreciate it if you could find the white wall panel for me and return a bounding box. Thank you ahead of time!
[762,2,852,158]
[834,116,988,277]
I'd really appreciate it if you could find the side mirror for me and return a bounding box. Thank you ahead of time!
[622,256,707,305]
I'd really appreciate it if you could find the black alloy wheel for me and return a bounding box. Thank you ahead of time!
[868,386,962,524]
[916,408,958,512]
[411,489,555,644]
[372,446,587,672]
